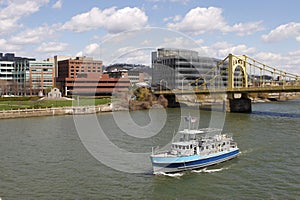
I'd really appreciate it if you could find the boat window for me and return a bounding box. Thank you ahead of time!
[201,147,204,151]
[190,144,193,149]
[183,146,185,150]
[175,145,178,148]
[206,146,209,149]
[212,145,215,148]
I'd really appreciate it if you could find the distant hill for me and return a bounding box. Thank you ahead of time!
[104,63,151,74]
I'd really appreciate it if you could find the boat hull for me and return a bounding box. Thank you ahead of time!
[151,148,239,174]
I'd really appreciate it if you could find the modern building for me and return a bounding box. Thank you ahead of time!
[151,48,239,90]
[0,61,14,96]
[0,53,35,95]
[29,61,54,95]
[0,61,14,81]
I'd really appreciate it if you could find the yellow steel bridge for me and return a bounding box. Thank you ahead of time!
[155,54,300,95]
[154,54,300,112]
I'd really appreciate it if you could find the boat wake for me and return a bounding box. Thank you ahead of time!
[240,148,254,155]
[192,167,227,173]
[154,172,184,178]
[154,167,227,177]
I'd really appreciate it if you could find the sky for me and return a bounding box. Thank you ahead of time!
[1,0,300,74]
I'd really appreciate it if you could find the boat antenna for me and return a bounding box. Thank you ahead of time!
[188,113,191,130]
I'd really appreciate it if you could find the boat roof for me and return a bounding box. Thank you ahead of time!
[178,128,222,135]
[172,141,194,146]
[178,129,204,134]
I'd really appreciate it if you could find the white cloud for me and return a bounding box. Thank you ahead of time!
[254,52,284,68]
[169,0,189,3]
[147,0,189,4]
[105,7,148,33]
[9,25,56,45]
[161,36,198,49]
[36,42,68,53]
[163,15,181,22]
[52,0,62,9]
[0,0,49,35]
[83,43,100,55]
[195,39,204,45]
[167,7,264,36]
[201,41,256,58]
[230,21,264,36]
[152,4,159,10]
[167,7,227,35]
[254,50,300,74]
[262,22,300,42]
[62,7,148,33]
[77,43,151,65]
[76,43,100,59]
[0,39,21,51]
[112,49,151,65]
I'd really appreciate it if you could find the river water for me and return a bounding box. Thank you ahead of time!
[0,101,299,199]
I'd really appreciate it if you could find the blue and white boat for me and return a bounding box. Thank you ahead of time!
[150,119,239,174]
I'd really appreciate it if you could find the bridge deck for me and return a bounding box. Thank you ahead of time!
[154,85,300,95]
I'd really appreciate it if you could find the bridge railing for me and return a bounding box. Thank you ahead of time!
[244,55,299,88]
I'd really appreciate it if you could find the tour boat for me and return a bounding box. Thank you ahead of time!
[150,118,239,174]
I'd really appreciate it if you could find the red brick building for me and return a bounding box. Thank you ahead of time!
[57,56,102,79]
[56,57,130,96]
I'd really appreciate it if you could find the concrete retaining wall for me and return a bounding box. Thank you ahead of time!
[0,105,111,119]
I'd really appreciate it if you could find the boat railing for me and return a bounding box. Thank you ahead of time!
[152,147,171,155]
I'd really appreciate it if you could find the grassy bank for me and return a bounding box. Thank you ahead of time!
[0,96,111,110]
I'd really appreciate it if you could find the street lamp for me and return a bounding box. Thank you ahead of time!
[160,79,167,92]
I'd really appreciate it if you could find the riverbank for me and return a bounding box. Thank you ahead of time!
[0,104,113,119]
[1,93,299,120]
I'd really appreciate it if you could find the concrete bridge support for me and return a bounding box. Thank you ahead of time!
[164,94,180,107]
[225,93,252,113]
[155,94,180,108]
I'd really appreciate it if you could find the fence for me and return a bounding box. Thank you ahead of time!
[0,105,111,119]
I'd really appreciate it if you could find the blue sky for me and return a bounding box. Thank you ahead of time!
[1,0,300,74]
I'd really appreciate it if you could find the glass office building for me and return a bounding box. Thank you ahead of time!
[152,48,229,90]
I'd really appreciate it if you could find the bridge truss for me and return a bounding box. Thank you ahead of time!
[188,54,300,94]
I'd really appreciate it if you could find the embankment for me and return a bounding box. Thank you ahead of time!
[0,105,112,119]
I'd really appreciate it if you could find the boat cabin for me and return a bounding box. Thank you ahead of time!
[170,129,235,156]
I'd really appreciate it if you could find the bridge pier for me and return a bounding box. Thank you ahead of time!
[165,94,180,107]
[154,94,180,108]
[225,93,252,113]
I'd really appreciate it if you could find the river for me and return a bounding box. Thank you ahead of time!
[0,100,299,199]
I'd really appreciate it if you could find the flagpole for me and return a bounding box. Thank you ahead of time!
[189,113,191,130]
